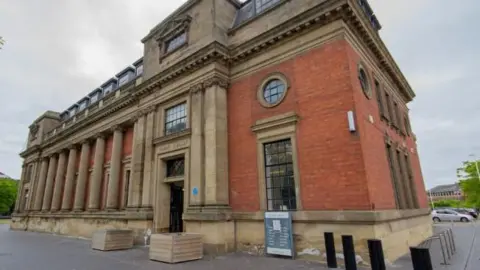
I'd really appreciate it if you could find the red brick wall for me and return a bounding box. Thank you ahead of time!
[228,39,371,212]
[122,127,134,157]
[104,135,113,163]
[345,43,428,209]
[89,141,96,168]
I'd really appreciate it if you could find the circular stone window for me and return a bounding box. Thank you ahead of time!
[258,73,289,108]
[358,65,371,99]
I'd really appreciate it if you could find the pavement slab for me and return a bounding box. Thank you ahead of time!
[0,224,325,270]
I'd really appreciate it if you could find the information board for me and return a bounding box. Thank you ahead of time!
[264,212,294,258]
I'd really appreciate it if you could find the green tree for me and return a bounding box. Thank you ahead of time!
[457,160,480,208]
[0,36,4,49]
[0,178,17,215]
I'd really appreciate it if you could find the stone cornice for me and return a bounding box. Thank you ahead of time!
[134,42,230,99]
[343,0,415,101]
[229,0,346,62]
[227,0,414,101]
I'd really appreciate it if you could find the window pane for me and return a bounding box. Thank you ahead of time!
[264,139,296,211]
[166,158,185,177]
[263,79,286,105]
[166,32,187,53]
[164,103,187,135]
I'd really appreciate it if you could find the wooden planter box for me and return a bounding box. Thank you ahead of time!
[149,233,203,263]
[91,229,134,251]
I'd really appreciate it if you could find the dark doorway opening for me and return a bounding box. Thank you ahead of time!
[169,183,184,233]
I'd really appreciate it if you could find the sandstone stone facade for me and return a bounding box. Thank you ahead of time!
[12,0,432,262]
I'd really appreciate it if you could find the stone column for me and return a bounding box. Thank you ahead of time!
[189,88,205,207]
[51,150,67,211]
[73,140,91,211]
[26,161,40,211]
[141,107,156,208]
[61,146,78,211]
[88,134,105,210]
[14,164,27,213]
[203,81,229,207]
[128,114,146,208]
[42,154,58,211]
[33,158,49,211]
[106,126,124,210]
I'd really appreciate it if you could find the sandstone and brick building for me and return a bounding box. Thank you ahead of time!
[12,0,432,261]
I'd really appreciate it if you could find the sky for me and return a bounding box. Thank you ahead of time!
[0,0,479,189]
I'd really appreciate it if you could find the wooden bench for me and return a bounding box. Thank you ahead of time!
[91,229,134,251]
[149,233,203,263]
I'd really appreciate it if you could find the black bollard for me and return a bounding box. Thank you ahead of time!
[324,232,337,268]
[342,235,357,270]
[368,239,386,270]
[410,247,433,270]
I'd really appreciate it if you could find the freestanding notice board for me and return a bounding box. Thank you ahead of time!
[264,211,294,258]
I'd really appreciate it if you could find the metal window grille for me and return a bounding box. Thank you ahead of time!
[166,158,185,178]
[164,103,187,135]
[263,79,286,104]
[264,139,296,211]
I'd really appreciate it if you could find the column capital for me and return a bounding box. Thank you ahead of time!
[80,138,92,145]
[110,124,125,133]
[68,144,79,150]
[95,132,107,139]
[203,76,229,90]
[141,105,156,116]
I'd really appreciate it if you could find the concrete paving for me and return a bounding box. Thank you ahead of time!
[389,221,479,270]
[0,224,324,270]
[1,221,479,270]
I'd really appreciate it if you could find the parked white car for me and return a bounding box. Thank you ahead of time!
[432,209,474,222]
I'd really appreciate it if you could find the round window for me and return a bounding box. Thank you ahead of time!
[358,67,371,98]
[263,79,286,105]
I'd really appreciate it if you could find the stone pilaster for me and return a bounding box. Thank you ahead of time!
[61,146,78,211]
[88,134,106,210]
[33,158,49,211]
[14,164,27,213]
[128,114,146,208]
[51,150,67,211]
[203,82,229,207]
[73,140,91,211]
[189,88,205,207]
[106,126,123,209]
[141,107,156,208]
[42,154,58,211]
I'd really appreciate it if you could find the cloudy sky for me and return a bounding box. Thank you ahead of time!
[0,0,478,189]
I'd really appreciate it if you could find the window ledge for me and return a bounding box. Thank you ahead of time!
[153,128,191,145]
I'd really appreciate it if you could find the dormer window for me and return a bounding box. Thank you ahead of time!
[255,0,281,13]
[136,64,143,76]
[69,107,77,117]
[78,100,88,111]
[104,84,114,95]
[90,92,99,103]
[118,75,130,86]
[165,32,187,54]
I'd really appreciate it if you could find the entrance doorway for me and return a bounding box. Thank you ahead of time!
[169,182,184,233]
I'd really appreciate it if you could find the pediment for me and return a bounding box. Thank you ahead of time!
[155,15,192,42]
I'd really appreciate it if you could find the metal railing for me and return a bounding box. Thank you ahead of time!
[418,228,456,265]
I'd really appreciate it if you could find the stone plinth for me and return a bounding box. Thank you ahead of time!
[149,233,203,263]
[91,229,134,251]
